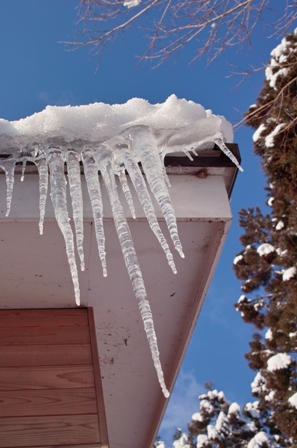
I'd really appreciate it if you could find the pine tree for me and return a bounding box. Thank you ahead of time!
[159,386,285,447]
[233,30,297,442]
[157,31,297,448]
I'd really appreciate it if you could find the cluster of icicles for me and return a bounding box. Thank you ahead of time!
[0,123,242,398]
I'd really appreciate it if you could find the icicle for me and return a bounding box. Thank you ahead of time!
[82,147,107,277]
[47,147,80,306]
[213,133,243,172]
[67,149,85,271]
[97,149,169,398]
[131,126,184,258]
[0,158,16,217]
[118,169,136,219]
[21,159,27,181]
[162,162,171,188]
[183,149,194,161]
[35,156,48,235]
[115,144,177,274]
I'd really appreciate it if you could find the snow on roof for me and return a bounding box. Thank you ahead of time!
[0,94,234,152]
[267,353,292,372]
[257,243,275,257]
[288,392,297,409]
[282,266,296,281]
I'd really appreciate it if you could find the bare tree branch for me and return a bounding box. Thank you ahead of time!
[69,0,297,65]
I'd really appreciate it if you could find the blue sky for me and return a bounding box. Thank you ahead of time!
[0,1,289,445]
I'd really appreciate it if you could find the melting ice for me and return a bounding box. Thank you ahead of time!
[0,95,241,398]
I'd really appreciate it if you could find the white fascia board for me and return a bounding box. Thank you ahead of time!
[0,174,231,222]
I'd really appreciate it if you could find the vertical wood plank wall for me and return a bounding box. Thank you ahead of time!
[0,308,109,448]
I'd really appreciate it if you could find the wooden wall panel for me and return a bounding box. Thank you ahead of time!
[0,309,89,327]
[0,415,100,447]
[0,308,109,448]
[0,366,94,390]
[0,325,90,345]
[0,389,97,417]
[0,344,92,367]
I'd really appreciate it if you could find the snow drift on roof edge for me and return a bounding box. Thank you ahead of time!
[0,94,233,145]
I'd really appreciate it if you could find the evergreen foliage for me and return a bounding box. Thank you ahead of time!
[157,30,297,448]
[162,386,284,447]
[233,30,297,443]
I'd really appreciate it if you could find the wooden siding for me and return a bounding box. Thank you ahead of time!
[0,309,109,448]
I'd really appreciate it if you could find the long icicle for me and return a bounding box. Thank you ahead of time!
[117,146,177,274]
[82,147,107,277]
[0,158,16,217]
[21,158,27,182]
[133,128,184,258]
[214,132,243,172]
[118,169,136,219]
[67,149,85,271]
[35,156,48,235]
[47,147,80,306]
[97,146,169,398]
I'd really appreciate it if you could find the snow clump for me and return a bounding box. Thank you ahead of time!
[228,402,240,415]
[233,254,243,265]
[265,390,276,402]
[123,0,141,7]
[267,353,292,372]
[282,266,296,281]
[173,432,190,448]
[257,243,275,256]
[197,434,208,448]
[265,328,273,340]
[264,124,285,147]
[207,425,218,440]
[192,412,203,422]
[253,123,266,142]
[200,399,214,413]
[275,220,284,230]
[244,402,260,419]
[247,431,269,448]
[288,392,297,409]
[251,372,266,394]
